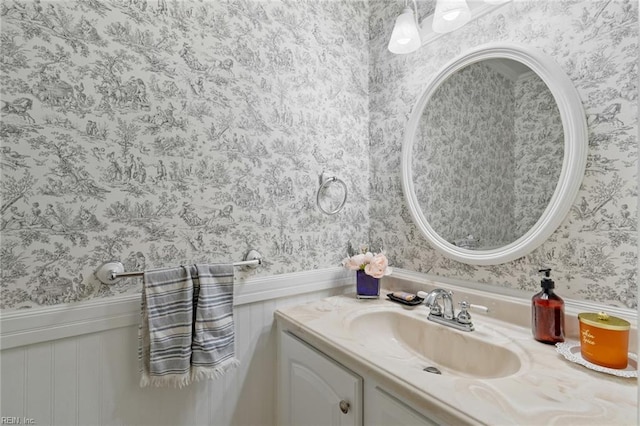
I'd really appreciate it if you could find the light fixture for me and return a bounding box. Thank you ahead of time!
[388,0,512,54]
[387,1,421,54]
[432,0,472,34]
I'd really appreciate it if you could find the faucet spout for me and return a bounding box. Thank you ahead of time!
[417,289,483,332]
[423,289,454,320]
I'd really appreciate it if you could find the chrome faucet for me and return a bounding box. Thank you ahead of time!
[417,289,489,332]
[422,288,455,320]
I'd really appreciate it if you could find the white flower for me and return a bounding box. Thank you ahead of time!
[364,253,392,278]
[342,250,392,278]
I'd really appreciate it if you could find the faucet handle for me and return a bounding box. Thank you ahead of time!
[467,302,489,313]
[456,300,489,325]
[417,290,443,316]
[429,304,443,316]
[457,301,473,324]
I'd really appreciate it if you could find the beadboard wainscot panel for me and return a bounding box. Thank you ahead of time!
[0,267,352,426]
[0,346,26,418]
[53,338,78,424]
[76,333,102,425]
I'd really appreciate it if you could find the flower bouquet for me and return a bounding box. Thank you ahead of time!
[342,246,392,299]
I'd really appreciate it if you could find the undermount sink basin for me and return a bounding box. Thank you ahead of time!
[346,309,522,379]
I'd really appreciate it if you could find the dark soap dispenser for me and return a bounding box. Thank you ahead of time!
[531,268,565,344]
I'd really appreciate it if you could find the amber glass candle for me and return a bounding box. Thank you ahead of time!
[578,312,630,369]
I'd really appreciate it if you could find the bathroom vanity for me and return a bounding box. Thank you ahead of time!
[275,277,637,425]
[278,329,445,425]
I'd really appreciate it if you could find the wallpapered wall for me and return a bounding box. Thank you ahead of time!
[513,71,564,239]
[369,0,638,308]
[415,62,516,249]
[0,0,370,310]
[413,62,563,250]
[1,0,637,311]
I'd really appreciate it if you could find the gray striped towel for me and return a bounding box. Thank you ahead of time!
[139,264,239,388]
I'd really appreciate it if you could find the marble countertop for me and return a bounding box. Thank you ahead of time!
[275,288,637,425]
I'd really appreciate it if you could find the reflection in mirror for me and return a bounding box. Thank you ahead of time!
[412,59,563,250]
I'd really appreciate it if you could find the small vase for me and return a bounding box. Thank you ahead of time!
[356,270,380,299]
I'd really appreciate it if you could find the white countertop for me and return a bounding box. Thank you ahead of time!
[275,289,637,425]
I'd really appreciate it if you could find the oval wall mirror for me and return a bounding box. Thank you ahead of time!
[401,43,588,265]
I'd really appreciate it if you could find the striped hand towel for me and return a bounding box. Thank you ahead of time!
[191,264,240,382]
[139,264,239,388]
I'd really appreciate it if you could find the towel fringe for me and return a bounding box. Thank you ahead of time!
[191,358,240,383]
[140,372,192,389]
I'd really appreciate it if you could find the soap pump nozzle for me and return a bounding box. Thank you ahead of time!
[538,268,555,290]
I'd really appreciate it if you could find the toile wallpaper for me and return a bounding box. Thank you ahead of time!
[0,0,370,310]
[413,61,518,250]
[369,0,638,308]
[0,0,637,312]
[513,71,564,239]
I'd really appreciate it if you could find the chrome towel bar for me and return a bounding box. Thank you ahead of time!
[95,249,263,285]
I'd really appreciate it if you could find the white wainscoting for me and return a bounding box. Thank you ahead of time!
[0,267,353,426]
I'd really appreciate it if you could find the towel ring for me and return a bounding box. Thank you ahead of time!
[316,172,347,215]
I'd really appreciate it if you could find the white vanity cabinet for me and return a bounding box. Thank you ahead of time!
[278,330,444,426]
[278,331,363,426]
[365,383,440,426]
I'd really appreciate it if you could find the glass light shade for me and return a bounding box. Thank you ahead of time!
[432,0,472,34]
[388,8,421,54]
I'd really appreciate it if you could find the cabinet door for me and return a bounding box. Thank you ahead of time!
[278,332,362,426]
[367,386,440,426]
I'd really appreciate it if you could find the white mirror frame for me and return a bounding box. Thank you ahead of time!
[401,43,588,265]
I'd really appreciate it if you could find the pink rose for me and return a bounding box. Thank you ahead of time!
[342,256,358,270]
[343,252,375,270]
[342,253,365,270]
[364,253,392,278]
[362,251,374,265]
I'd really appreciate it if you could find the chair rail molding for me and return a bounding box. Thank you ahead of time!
[1,267,352,349]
